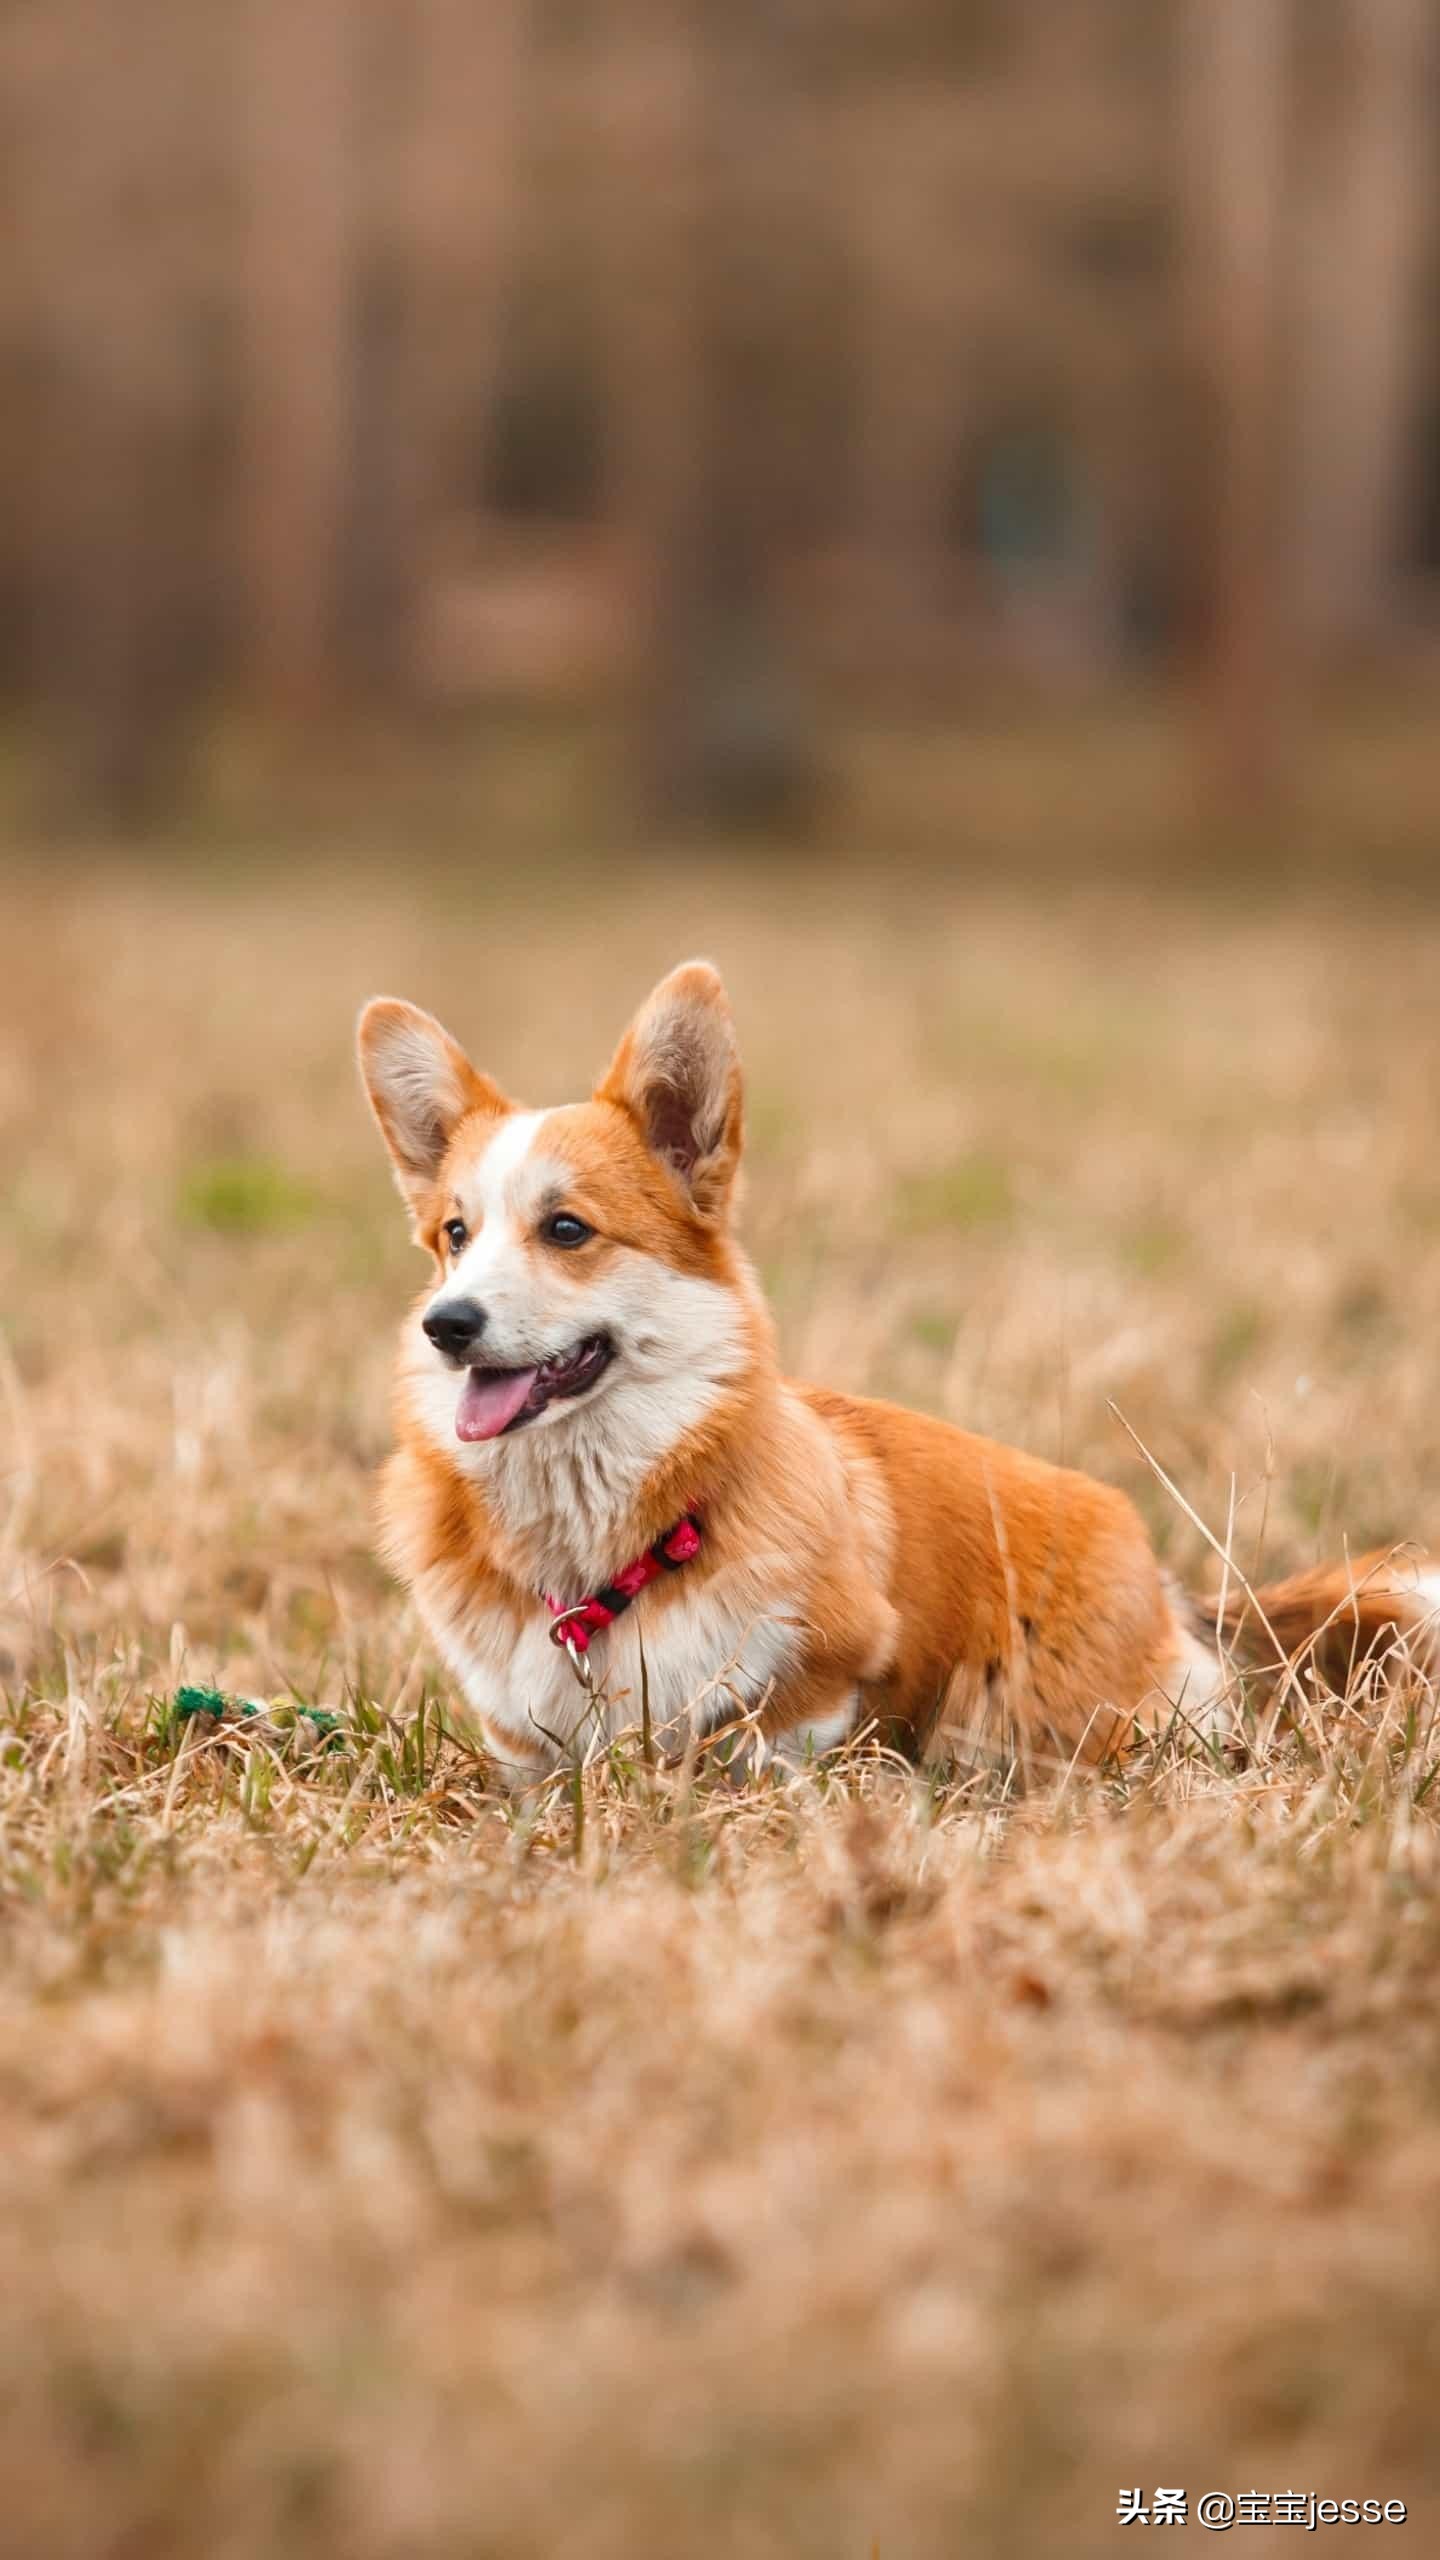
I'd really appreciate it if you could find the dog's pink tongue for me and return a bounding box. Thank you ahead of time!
[456,1365,538,1443]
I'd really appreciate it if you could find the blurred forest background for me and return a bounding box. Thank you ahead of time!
[10,22,1440,2545]
[1,0,1439,843]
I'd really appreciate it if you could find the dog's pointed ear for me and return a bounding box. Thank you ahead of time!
[597,961,743,1218]
[357,998,508,1215]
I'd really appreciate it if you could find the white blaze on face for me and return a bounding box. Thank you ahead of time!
[439,1110,557,1350]
[403,1103,752,1572]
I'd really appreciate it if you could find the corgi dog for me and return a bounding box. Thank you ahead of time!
[359,961,1439,1779]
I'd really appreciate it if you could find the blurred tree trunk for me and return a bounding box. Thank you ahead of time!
[857,99,966,653]
[1180,0,1291,810]
[413,0,528,500]
[1295,0,1432,657]
[405,0,529,679]
[606,0,820,831]
[19,0,214,822]
[342,0,528,696]
[243,0,352,711]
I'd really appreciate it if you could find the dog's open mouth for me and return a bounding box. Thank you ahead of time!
[454,1333,614,1443]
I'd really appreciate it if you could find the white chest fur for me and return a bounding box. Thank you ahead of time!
[416,1556,803,1776]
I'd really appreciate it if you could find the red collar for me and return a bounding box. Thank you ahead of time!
[544,1511,703,1654]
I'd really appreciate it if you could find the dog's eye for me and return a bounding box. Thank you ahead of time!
[542,1212,593,1249]
[442,1218,468,1254]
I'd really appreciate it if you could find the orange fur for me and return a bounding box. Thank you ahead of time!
[1196,1550,1440,1700]
[358,966,1436,1776]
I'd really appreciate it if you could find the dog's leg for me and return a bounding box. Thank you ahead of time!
[771,1688,862,1768]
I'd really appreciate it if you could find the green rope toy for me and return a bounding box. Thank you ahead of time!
[172,1684,345,1748]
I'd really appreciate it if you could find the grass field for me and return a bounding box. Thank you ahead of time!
[6,805,1440,2556]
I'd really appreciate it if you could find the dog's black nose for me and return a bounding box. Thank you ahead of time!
[422,1297,488,1359]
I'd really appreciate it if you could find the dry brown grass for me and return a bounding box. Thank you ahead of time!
[6,831,1440,2556]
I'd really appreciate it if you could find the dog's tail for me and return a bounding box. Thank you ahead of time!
[1191,1546,1440,1703]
